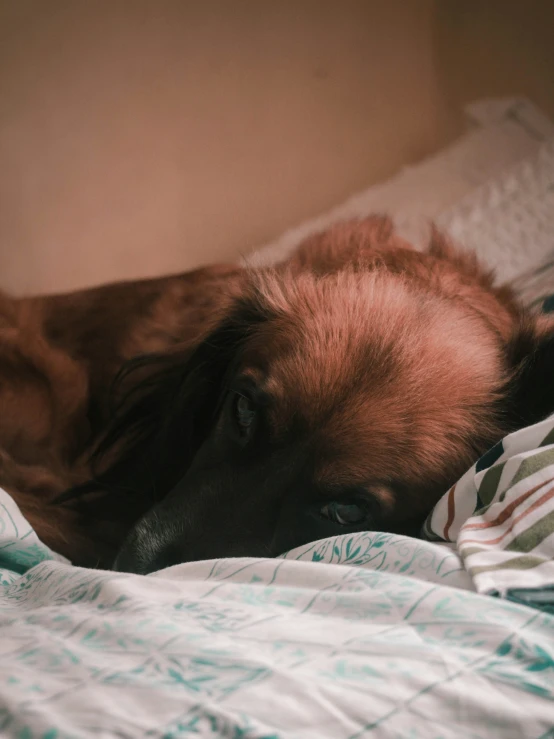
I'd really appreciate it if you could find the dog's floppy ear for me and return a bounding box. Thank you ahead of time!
[507,316,554,429]
[287,216,413,274]
[57,297,267,519]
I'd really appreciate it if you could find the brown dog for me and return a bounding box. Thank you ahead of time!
[1,216,553,571]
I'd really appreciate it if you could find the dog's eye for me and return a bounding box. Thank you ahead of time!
[233,393,257,436]
[321,501,366,525]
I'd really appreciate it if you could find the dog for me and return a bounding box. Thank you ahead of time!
[1,216,553,572]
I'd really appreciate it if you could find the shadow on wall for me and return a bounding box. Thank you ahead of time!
[0,0,459,295]
[433,0,554,123]
[0,1,551,296]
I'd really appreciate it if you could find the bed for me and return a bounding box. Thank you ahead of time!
[1,98,553,738]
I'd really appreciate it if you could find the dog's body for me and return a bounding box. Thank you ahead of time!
[0,263,242,564]
[1,217,553,571]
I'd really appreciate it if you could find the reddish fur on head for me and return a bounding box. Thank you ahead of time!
[254,272,501,480]
[225,221,523,525]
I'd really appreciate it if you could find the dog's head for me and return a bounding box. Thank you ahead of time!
[68,221,554,573]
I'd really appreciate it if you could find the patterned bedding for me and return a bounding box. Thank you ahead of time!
[424,415,554,612]
[0,502,553,738]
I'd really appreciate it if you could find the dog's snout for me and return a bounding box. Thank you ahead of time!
[112,517,187,574]
[113,541,183,575]
[112,474,279,573]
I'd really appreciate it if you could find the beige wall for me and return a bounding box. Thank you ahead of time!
[436,1,554,122]
[0,1,552,296]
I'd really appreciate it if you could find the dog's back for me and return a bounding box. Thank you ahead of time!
[0,263,241,562]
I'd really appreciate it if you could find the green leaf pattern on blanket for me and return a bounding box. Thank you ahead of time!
[0,552,553,737]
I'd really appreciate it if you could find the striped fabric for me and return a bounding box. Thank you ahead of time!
[424,271,554,613]
[424,415,554,612]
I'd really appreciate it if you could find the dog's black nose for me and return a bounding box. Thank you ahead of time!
[113,543,184,574]
[112,524,185,574]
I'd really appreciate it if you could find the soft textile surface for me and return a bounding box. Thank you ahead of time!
[424,415,554,612]
[0,489,68,587]
[0,499,553,738]
[513,255,554,311]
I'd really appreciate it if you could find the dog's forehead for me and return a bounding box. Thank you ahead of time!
[239,269,505,489]
[244,271,410,393]
[245,279,426,421]
[245,269,502,404]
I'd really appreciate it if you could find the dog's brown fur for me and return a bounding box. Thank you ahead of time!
[0,216,552,568]
[0,263,242,562]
